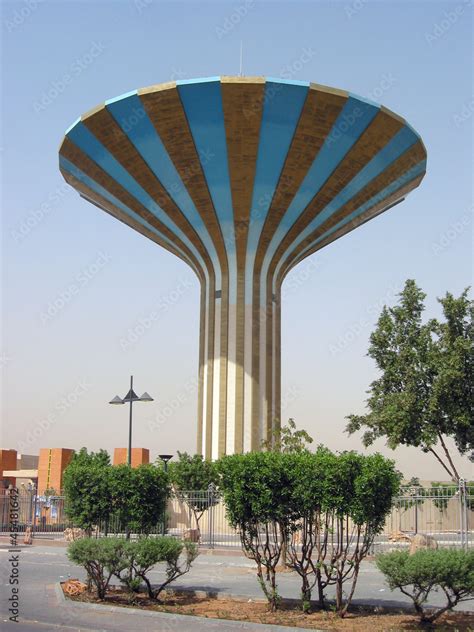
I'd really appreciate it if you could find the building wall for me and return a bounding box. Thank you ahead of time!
[0,449,18,488]
[18,454,39,470]
[37,448,74,495]
[113,448,149,467]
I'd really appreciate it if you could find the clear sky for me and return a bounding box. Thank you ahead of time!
[1,0,472,480]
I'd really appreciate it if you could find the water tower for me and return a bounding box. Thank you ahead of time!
[59,76,426,458]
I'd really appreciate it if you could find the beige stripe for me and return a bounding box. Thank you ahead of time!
[279,173,425,285]
[268,108,406,281]
[221,77,265,456]
[59,140,205,280]
[139,84,231,457]
[81,105,215,280]
[278,142,426,279]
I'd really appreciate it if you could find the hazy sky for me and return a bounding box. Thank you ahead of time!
[1,0,472,481]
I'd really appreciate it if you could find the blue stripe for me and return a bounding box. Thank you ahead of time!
[275,159,427,281]
[177,78,235,297]
[260,95,379,304]
[60,156,196,267]
[264,124,418,290]
[104,92,220,278]
[65,121,205,268]
[245,79,309,300]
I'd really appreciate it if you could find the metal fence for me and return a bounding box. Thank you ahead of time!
[1,481,472,549]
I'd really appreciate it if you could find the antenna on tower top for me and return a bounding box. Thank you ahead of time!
[239,41,243,77]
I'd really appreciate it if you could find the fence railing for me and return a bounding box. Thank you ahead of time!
[1,481,472,549]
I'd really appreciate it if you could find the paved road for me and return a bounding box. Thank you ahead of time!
[1,545,472,631]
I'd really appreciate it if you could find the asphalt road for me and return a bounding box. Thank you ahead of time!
[0,545,472,631]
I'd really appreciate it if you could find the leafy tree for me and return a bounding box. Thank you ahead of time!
[376,549,474,623]
[217,449,399,615]
[108,464,169,535]
[346,280,473,481]
[261,418,314,453]
[285,449,400,615]
[64,452,169,537]
[216,452,293,611]
[68,447,110,467]
[167,452,218,540]
[63,449,112,535]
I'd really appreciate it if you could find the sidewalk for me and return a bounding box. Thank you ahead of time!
[1,545,472,631]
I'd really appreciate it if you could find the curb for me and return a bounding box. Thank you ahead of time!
[55,583,311,631]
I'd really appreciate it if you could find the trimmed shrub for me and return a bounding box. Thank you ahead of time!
[67,537,126,599]
[376,548,474,623]
[67,536,198,601]
[115,536,198,599]
[285,449,400,615]
[217,448,400,616]
[216,452,293,611]
[168,452,219,541]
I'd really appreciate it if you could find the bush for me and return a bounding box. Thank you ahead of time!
[63,450,112,534]
[64,454,170,537]
[217,449,400,616]
[168,452,218,541]
[67,536,198,601]
[115,536,198,599]
[376,549,474,623]
[67,537,126,599]
[285,449,400,615]
[108,464,170,535]
[216,452,294,611]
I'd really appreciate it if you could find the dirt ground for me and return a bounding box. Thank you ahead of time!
[62,582,474,631]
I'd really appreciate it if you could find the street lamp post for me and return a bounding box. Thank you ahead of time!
[109,376,154,466]
[158,455,173,536]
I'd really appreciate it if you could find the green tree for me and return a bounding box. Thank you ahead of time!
[63,451,169,537]
[346,280,473,481]
[167,452,218,540]
[261,418,314,453]
[217,451,293,611]
[63,449,111,535]
[217,449,399,616]
[68,447,110,467]
[108,464,169,535]
[285,449,400,616]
